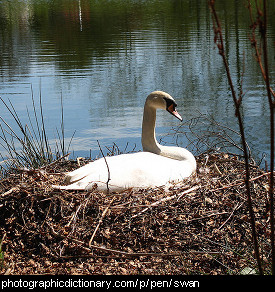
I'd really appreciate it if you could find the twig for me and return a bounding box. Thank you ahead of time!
[247,0,275,274]
[209,0,263,275]
[132,186,199,218]
[88,243,226,257]
[47,221,225,258]
[209,171,271,192]
[183,211,229,224]
[41,152,71,169]
[97,140,110,194]
[261,0,275,274]
[218,203,244,230]
[66,203,82,228]
[247,1,275,99]
[89,197,115,247]
[1,186,19,197]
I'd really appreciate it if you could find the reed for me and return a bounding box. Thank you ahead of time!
[0,88,75,176]
[0,234,5,269]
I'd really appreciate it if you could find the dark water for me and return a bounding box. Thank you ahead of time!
[0,0,274,163]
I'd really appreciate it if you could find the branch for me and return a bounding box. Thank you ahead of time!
[132,186,199,218]
[261,0,275,275]
[89,197,115,247]
[48,222,226,258]
[97,140,110,194]
[209,0,263,275]
[247,0,274,275]
[247,0,275,99]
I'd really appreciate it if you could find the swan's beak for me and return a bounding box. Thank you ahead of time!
[167,104,183,121]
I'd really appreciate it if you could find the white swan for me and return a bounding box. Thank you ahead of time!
[56,91,196,192]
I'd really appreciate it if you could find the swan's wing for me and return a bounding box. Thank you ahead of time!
[57,152,194,192]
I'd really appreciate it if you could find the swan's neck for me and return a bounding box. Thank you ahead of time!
[141,104,161,154]
[141,102,196,168]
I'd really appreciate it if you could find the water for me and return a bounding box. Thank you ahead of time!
[0,0,274,164]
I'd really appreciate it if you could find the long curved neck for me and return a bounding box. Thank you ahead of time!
[141,98,196,170]
[141,103,161,154]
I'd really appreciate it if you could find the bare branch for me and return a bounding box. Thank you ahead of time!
[209,0,263,275]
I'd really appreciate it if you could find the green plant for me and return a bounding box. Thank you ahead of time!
[0,87,75,175]
[0,235,5,269]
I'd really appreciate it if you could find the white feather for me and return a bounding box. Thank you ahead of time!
[55,91,196,192]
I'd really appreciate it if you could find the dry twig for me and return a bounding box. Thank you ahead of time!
[132,186,199,218]
[0,152,272,274]
[89,197,115,247]
[209,0,263,274]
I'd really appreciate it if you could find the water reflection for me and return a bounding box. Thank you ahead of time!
[0,0,274,162]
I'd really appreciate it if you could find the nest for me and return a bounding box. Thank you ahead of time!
[0,152,272,275]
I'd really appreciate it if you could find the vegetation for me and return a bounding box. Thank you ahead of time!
[0,152,272,275]
[0,89,74,178]
[209,0,274,274]
[0,0,274,276]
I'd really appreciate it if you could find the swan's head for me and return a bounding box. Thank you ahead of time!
[146,91,182,121]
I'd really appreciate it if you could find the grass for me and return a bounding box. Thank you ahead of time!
[0,235,4,269]
[0,88,75,178]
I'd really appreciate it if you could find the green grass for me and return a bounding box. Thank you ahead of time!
[0,88,75,176]
[0,235,5,269]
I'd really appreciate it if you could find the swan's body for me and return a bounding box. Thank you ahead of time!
[57,91,196,192]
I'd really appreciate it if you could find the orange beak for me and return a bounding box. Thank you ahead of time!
[167,103,183,121]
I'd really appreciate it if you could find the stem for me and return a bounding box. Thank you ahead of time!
[247,0,275,99]
[261,0,274,275]
[209,0,263,275]
[97,140,110,194]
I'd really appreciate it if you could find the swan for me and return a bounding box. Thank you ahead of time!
[56,91,196,192]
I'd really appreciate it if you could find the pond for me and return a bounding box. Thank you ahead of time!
[0,0,274,165]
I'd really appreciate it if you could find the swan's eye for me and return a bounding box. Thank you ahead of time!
[164,97,177,111]
[164,97,182,121]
